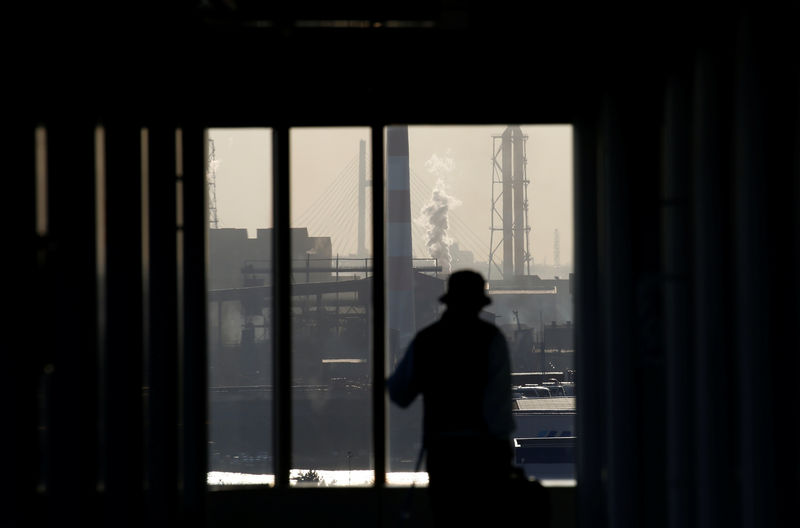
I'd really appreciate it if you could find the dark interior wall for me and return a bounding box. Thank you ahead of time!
[6,3,799,527]
[574,7,800,528]
[12,2,604,125]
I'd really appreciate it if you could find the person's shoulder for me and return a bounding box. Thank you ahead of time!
[477,319,508,343]
[416,320,445,339]
[475,316,497,327]
[475,317,502,333]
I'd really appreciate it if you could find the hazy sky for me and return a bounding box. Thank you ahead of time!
[208,125,573,268]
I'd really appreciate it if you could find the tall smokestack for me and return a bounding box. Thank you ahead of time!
[387,126,415,361]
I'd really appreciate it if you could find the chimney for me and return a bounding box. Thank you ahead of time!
[387,126,416,361]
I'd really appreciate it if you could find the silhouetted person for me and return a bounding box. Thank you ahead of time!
[388,270,515,526]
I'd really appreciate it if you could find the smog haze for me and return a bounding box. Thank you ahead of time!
[208,125,573,275]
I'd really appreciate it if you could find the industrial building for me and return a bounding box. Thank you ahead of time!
[204,222,572,474]
[7,3,799,528]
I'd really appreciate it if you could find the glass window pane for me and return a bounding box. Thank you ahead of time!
[387,125,575,484]
[206,128,274,486]
[290,127,374,487]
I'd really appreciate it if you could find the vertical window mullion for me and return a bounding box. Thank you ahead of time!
[104,122,145,518]
[179,125,208,521]
[272,125,292,488]
[574,118,606,527]
[371,125,386,488]
[145,125,179,522]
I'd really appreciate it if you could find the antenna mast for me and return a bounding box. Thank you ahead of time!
[554,228,561,271]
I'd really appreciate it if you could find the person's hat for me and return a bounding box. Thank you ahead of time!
[438,270,491,308]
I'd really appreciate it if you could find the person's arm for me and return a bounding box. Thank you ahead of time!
[484,332,515,438]
[387,341,420,408]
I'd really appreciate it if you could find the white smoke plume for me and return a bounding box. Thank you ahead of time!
[424,152,455,175]
[417,152,461,273]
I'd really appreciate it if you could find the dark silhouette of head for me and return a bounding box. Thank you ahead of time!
[438,270,491,311]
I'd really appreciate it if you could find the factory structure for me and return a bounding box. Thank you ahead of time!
[207,126,574,475]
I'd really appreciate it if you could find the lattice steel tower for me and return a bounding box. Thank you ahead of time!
[488,126,530,281]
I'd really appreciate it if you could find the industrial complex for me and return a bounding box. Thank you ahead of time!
[206,126,576,478]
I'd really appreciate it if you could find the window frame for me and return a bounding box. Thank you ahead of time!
[269,125,388,488]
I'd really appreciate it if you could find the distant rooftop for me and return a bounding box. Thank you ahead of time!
[514,396,576,412]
